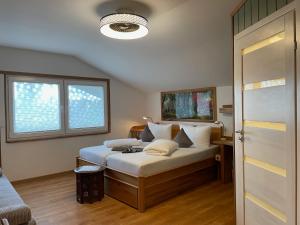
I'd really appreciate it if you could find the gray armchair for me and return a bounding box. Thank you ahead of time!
[0,175,36,225]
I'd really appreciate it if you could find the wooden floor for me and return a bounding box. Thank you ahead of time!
[13,172,234,225]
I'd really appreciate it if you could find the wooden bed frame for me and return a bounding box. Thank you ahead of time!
[76,124,222,212]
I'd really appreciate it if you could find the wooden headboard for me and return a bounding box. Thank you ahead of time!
[129,124,222,143]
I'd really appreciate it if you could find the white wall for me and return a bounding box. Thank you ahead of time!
[146,86,233,136]
[216,86,233,136]
[0,46,146,181]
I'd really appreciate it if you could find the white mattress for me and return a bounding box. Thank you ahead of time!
[106,145,218,177]
[79,142,150,166]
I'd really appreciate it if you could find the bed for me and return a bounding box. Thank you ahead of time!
[76,124,222,212]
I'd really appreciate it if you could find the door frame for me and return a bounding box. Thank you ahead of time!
[233,2,297,224]
[296,0,300,224]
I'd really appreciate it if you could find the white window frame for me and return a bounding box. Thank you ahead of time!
[6,75,65,141]
[5,73,110,142]
[64,79,109,135]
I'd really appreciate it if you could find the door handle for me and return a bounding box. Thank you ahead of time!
[235,130,244,135]
[235,130,244,142]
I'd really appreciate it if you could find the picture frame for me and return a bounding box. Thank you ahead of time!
[161,87,217,122]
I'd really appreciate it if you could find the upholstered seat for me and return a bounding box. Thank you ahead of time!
[0,175,36,225]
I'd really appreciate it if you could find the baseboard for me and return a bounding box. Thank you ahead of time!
[11,170,73,185]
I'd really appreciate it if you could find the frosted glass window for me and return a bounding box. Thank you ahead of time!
[7,75,109,141]
[68,85,104,129]
[13,82,61,133]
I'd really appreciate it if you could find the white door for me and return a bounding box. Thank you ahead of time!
[234,11,296,225]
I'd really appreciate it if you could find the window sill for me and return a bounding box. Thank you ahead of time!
[6,130,111,143]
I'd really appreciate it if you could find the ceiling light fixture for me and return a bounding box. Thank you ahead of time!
[100,11,148,40]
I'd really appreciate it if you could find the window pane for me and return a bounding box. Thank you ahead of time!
[68,85,104,129]
[13,82,61,133]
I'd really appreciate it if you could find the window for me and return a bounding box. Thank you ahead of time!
[6,74,110,142]
[65,80,108,134]
[14,82,62,133]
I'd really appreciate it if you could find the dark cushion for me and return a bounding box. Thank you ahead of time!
[112,146,130,152]
[174,128,193,148]
[140,126,155,142]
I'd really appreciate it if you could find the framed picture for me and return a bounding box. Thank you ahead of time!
[161,87,217,122]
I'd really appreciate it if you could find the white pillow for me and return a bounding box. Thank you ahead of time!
[104,138,142,148]
[144,139,178,156]
[180,124,211,148]
[148,122,172,140]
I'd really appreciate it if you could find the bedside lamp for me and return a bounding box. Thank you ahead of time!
[142,116,153,123]
[214,120,225,139]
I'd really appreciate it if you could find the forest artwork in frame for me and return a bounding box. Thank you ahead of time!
[161,87,216,122]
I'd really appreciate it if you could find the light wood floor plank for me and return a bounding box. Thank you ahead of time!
[13,172,234,225]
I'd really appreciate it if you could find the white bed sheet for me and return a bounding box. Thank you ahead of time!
[79,145,115,166]
[79,142,150,166]
[106,145,218,177]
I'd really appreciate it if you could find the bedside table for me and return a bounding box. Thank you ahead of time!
[212,139,234,183]
[74,166,104,204]
[129,125,146,139]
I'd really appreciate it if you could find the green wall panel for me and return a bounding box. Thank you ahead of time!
[234,14,239,35]
[252,0,259,23]
[233,0,293,35]
[259,0,268,20]
[267,0,277,14]
[245,0,252,28]
[277,0,287,9]
[238,5,245,32]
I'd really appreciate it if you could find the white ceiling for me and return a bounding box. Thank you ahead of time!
[0,0,238,92]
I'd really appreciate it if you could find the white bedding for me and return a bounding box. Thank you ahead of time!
[144,139,179,156]
[80,145,116,166]
[79,142,150,166]
[104,138,142,148]
[106,145,218,177]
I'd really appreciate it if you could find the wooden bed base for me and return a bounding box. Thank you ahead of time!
[76,156,218,212]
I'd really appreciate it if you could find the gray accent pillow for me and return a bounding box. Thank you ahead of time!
[140,126,155,142]
[174,128,193,148]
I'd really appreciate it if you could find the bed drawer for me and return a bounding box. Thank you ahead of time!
[104,176,138,208]
[144,166,217,208]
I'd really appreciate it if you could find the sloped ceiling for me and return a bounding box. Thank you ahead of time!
[0,0,239,92]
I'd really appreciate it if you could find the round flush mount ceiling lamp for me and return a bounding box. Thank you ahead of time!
[100,12,148,40]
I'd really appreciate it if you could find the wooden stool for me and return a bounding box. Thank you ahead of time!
[74,166,104,204]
